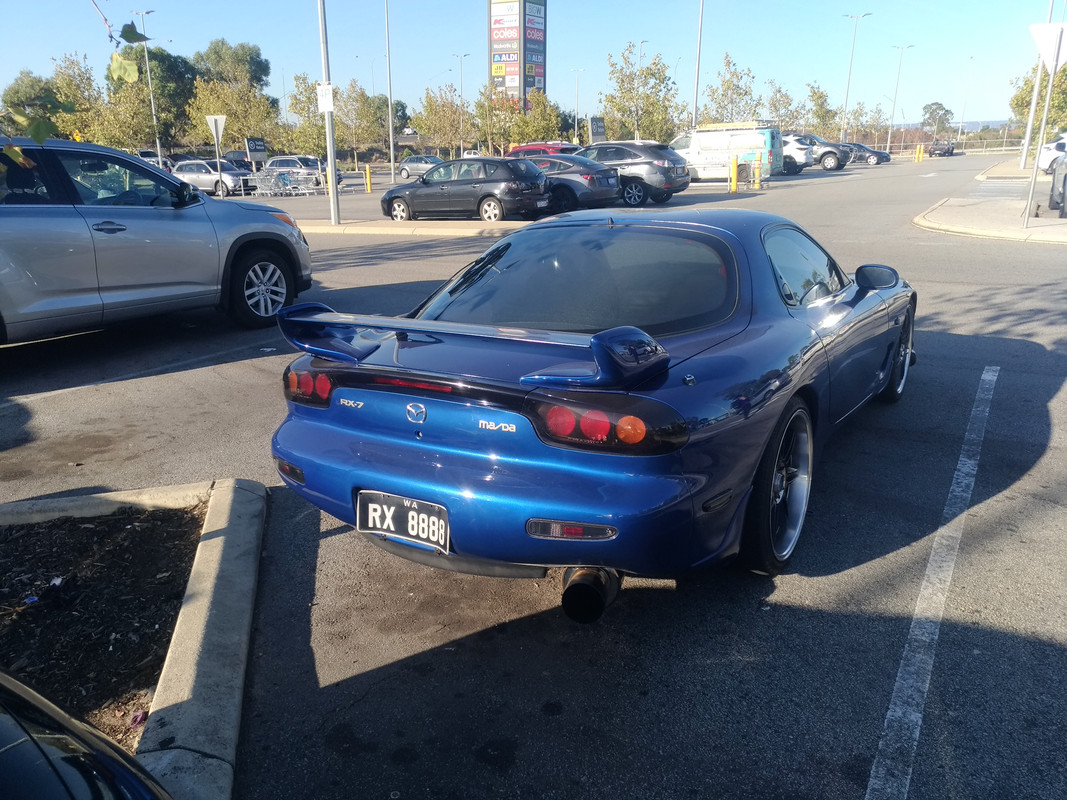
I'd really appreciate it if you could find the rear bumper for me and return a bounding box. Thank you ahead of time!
[501,192,552,215]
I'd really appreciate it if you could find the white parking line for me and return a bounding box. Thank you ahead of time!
[864,365,1000,800]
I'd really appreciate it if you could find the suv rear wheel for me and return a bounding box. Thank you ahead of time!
[229,249,293,328]
[621,180,648,206]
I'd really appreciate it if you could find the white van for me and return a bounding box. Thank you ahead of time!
[669,122,784,180]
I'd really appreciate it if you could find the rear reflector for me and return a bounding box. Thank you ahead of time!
[275,458,306,484]
[526,519,617,540]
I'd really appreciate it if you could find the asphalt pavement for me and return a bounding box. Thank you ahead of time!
[1,155,1063,800]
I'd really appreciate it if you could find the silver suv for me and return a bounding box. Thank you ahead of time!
[574,140,691,206]
[0,139,312,345]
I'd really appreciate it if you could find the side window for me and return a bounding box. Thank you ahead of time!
[55,151,179,208]
[0,152,59,204]
[763,227,846,306]
[483,162,501,178]
[425,163,457,183]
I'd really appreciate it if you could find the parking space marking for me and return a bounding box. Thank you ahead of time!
[865,365,1000,800]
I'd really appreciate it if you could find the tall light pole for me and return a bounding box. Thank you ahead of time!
[693,0,704,128]
[317,0,339,225]
[570,68,585,144]
[385,0,395,183]
[454,52,469,152]
[636,40,648,140]
[840,12,871,143]
[887,44,913,152]
[132,10,162,160]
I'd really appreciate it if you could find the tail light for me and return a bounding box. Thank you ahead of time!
[580,173,595,180]
[522,390,688,455]
[653,159,670,167]
[284,366,334,407]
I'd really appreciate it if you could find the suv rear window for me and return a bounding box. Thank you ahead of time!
[418,226,738,336]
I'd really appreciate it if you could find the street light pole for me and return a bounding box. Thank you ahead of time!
[453,52,469,152]
[317,0,340,225]
[957,56,973,142]
[132,10,162,161]
[570,68,585,144]
[840,12,871,143]
[636,40,648,140]
[693,0,704,128]
[888,44,913,152]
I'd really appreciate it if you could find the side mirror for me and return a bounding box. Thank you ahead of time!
[175,181,199,208]
[855,264,900,291]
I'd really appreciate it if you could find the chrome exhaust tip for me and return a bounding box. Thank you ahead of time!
[561,567,621,623]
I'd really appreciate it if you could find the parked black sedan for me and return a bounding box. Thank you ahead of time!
[523,154,621,212]
[845,142,891,165]
[381,157,551,222]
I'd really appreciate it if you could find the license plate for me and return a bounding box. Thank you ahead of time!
[536,199,549,207]
[675,166,687,176]
[357,491,450,553]
[608,177,617,186]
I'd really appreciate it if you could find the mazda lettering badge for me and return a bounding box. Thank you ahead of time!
[406,403,427,424]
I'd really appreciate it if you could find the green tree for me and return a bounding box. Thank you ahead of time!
[765,80,806,131]
[1010,66,1067,139]
[410,84,464,158]
[472,82,523,155]
[192,40,270,90]
[2,71,61,136]
[50,55,103,141]
[602,42,683,142]
[509,89,561,144]
[921,102,953,136]
[91,79,156,149]
[702,53,762,123]
[805,83,837,137]
[185,76,280,152]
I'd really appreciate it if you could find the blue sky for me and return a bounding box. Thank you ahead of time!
[4,1,1062,131]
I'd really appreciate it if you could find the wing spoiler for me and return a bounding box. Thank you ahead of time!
[276,302,671,389]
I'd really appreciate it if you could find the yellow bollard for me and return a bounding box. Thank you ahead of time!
[364,165,372,193]
[753,157,762,190]
[730,155,738,193]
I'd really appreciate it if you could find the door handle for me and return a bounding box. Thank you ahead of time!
[91,222,127,234]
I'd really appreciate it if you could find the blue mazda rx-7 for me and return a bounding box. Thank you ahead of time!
[271,208,916,622]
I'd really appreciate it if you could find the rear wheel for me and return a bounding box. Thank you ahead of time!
[621,180,648,206]
[783,157,798,175]
[479,197,504,221]
[399,168,410,179]
[1049,182,1062,211]
[551,186,578,213]
[649,191,672,204]
[741,397,813,575]
[1059,178,1067,218]
[228,249,293,328]
[737,164,752,183]
[215,180,229,197]
[879,304,914,403]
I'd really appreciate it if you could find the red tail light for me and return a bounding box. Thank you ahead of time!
[523,390,688,455]
[284,367,334,406]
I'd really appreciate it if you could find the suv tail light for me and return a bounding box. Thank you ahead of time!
[653,159,671,167]
[522,390,688,455]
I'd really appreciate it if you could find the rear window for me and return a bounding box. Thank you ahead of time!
[507,159,543,179]
[417,226,738,336]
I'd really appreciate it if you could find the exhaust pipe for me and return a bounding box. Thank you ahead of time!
[561,567,621,623]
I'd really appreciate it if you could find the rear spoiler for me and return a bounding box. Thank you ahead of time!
[276,302,670,389]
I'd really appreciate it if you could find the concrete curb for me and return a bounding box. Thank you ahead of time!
[912,198,1067,244]
[0,479,267,800]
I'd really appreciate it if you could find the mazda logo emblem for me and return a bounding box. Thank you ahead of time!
[406,403,427,424]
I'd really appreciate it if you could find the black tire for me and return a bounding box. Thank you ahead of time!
[867,154,879,166]
[741,397,814,575]
[783,157,798,175]
[879,304,914,403]
[389,198,411,221]
[551,186,578,213]
[737,164,751,183]
[821,153,839,171]
[1059,182,1067,218]
[215,180,229,198]
[479,197,505,221]
[649,191,672,204]
[228,248,294,328]
[620,180,648,206]
[1049,184,1062,211]
[399,168,410,179]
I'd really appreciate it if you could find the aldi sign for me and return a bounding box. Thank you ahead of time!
[493,52,519,62]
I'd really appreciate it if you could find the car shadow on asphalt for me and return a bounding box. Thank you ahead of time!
[236,483,1065,799]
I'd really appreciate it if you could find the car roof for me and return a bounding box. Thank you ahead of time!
[523,207,795,240]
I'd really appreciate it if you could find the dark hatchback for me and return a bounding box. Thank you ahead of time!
[381,157,550,222]
[523,153,621,212]
[574,140,690,207]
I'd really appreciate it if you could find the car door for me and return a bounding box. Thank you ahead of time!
[762,225,891,422]
[50,148,222,322]
[0,148,101,341]
[449,160,486,213]
[411,163,458,215]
